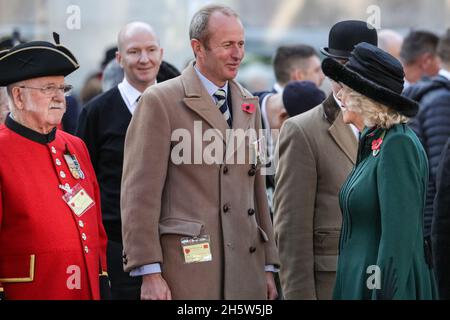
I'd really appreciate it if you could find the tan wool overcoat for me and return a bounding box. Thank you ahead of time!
[121,63,279,300]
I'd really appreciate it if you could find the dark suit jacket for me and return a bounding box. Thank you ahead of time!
[432,137,450,299]
[76,87,132,242]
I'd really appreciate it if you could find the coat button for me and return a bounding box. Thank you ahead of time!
[79,220,84,228]
[84,246,89,254]
[82,233,87,241]
[60,171,66,179]
[223,204,230,213]
[223,166,229,174]
[56,159,62,166]
[249,247,257,254]
[248,169,256,177]
[51,146,57,154]
[248,209,255,216]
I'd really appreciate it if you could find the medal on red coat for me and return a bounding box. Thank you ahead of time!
[64,153,85,180]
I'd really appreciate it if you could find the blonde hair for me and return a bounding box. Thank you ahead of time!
[344,87,409,129]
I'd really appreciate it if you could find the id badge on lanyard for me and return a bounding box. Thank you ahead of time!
[181,235,212,264]
[61,183,95,217]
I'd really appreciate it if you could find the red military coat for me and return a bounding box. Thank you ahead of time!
[0,117,108,300]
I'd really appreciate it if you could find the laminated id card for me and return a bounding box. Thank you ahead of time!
[62,184,95,217]
[181,235,212,264]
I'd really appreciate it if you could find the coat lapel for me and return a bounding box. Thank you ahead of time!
[229,80,256,131]
[225,80,259,163]
[182,63,228,143]
[325,96,358,164]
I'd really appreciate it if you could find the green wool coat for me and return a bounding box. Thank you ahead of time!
[333,124,438,300]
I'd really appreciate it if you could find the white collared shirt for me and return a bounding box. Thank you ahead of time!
[273,82,284,94]
[118,78,149,115]
[194,66,228,105]
[439,69,450,81]
[403,79,411,91]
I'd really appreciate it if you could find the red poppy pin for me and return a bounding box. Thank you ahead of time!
[371,130,387,157]
[372,138,383,157]
[242,103,255,114]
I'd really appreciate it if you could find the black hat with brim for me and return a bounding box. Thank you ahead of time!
[320,20,378,60]
[322,42,418,117]
[0,33,79,86]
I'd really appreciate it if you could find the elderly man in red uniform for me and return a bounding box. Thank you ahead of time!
[0,34,108,300]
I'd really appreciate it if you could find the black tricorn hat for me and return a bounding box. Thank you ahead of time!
[320,20,378,60]
[322,42,418,117]
[0,33,79,86]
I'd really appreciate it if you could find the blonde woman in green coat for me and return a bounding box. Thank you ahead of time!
[321,42,438,300]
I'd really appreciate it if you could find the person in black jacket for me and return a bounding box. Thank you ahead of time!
[76,21,179,300]
[433,137,450,299]
[404,29,450,242]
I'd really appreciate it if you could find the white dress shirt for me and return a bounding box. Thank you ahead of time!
[272,82,284,94]
[194,66,228,104]
[118,78,145,115]
[439,69,450,81]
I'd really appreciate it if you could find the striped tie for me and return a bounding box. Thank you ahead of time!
[213,89,232,128]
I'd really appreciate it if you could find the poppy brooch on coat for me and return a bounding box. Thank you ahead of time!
[371,130,387,157]
[242,103,256,114]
